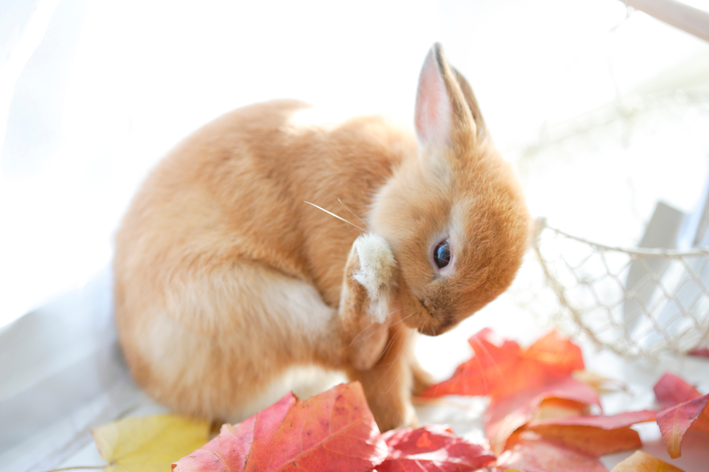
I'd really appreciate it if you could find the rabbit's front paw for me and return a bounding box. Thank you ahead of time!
[352,233,398,323]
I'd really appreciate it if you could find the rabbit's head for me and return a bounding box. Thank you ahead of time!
[371,44,530,336]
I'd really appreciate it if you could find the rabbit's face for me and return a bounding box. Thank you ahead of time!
[370,44,529,336]
[372,144,528,336]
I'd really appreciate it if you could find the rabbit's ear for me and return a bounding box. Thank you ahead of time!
[414,43,476,152]
[451,66,486,139]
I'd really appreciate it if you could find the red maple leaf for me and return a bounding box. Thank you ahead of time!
[168,330,707,472]
[654,372,702,409]
[653,372,709,458]
[375,425,495,471]
[173,382,387,472]
[421,329,584,399]
[656,394,709,458]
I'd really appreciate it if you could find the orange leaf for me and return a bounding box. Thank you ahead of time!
[526,424,641,457]
[656,393,709,458]
[528,409,657,429]
[376,425,496,471]
[495,431,606,472]
[485,376,600,455]
[653,373,702,409]
[421,328,522,398]
[609,451,684,472]
[173,382,387,472]
[523,330,584,372]
[532,398,590,421]
[422,329,584,399]
[524,411,656,457]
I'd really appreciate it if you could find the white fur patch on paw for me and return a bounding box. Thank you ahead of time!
[352,233,397,323]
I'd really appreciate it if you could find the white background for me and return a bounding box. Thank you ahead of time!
[2,0,709,326]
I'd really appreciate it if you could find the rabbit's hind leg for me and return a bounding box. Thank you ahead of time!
[117,258,341,422]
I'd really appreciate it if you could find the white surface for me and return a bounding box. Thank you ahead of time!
[0,268,140,472]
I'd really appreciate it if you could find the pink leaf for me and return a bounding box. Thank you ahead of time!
[688,346,709,359]
[495,431,607,472]
[376,425,495,472]
[656,393,709,458]
[173,382,387,472]
[485,376,600,455]
[654,373,702,409]
[172,392,296,472]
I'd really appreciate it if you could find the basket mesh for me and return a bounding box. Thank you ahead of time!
[527,219,709,358]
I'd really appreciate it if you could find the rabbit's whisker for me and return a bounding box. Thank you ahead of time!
[337,198,370,230]
[347,308,406,349]
[304,201,367,232]
[371,327,404,383]
[388,309,417,329]
[383,325,419,395]
[350,309,417,349]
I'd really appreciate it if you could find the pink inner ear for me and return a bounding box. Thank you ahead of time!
[415,50,452,148]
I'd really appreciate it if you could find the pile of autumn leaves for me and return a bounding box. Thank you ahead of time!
[91,329,709,472]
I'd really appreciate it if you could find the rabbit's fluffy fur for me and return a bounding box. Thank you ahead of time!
[114,44,530,430]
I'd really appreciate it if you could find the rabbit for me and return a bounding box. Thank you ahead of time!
[113,43,530,431]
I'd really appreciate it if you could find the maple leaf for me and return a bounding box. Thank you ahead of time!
[656,393,709,458]
[172,392,296,472]
[92,414,210,472]
[421,329,583,399]
[652,372,709,458]
[495,431,606,472]
[173,382,388,472]
[531,398,591,421]
[484,376,600,455]
[572,370,627,394]
[524,330,584,372]
[687,346,709,359]
[525,410,657,456]
[653,373,702,409]
[376,424,495,471]
[609,450,684,472]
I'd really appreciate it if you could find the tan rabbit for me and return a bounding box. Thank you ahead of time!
[113,43,530,431]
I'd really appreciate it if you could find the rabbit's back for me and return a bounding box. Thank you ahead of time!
[116,99,416,302]
[113,99,417,420]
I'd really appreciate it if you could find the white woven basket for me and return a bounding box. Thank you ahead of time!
[529,218,709,358]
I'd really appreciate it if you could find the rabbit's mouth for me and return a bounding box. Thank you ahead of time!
[412,296,457,336]
[418,316,458,336]
[396,282,456,335]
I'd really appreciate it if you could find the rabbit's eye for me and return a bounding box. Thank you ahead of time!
[433,239,451,269]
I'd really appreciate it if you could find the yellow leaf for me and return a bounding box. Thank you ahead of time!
[92,414,209,472]
[610,451,684,472]
[572,370,626,394]
[532,398,589,421]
